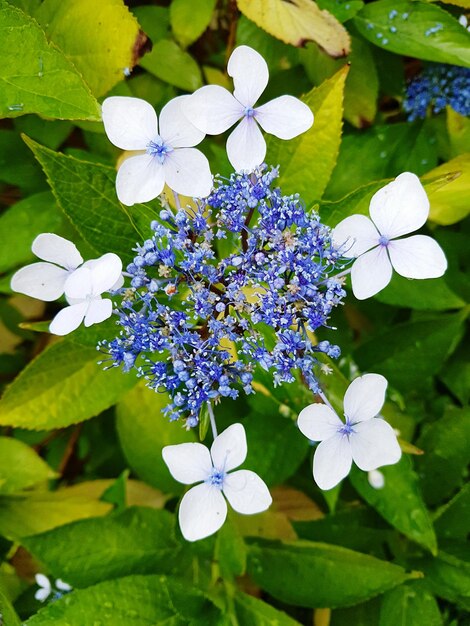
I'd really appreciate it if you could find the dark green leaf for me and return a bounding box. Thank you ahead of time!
[434,483,470,541]
[355,0,470,67]
[234,592,302,625]
[379,582,443,626]
[247,538,412,608]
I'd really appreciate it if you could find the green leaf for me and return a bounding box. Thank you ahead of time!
[354,312,467,393]
[246,538,412,608]
[140,39,203,91]
[0,587,22,626]
[417,407,470,506]
[0,437,55,493]
[0,0,100,120]
[170,0,216,48]
[355,0,470,67]
[14,115,72,149]
[375,274,466,311]
[325,122,437,200]
[236,16,299,73]
[0,490,111,540]
[379,582,443,626]
[24,574,222,625]
[234,592,302,625]
[439,339,470,405]
[417,544,470,611]
[116,383,196,494]
[423,154,470,225]
[236,0,350,58]
[24,137,144,264]
[268,67,348,204]
[132,5,170,43]
[349,458,437,554]
[0,129,47,192]
[316,0,364,23]
[22,507,182,587]
[215,516,247,579]
[34,0,142,97]
[434,483,470,541]
[0,191,66,274]
[0,340,137,430]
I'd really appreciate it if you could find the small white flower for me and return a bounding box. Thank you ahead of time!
[49,253,122,336]
[332,172,447,300]
[297,374,401,490]
[35,574,72,602]
[162,423,272,542]
[11,233,83,301]
[101,95,213,205]
[368,469,385,489]
[183,45,314,172]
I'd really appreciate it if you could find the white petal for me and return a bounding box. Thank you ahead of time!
[350,418,402,471]
[228,45,269,108]
[343,373,388,424]
[368,470,385,489]
[35,588,51,602]
[211,423,247,472]
[369,172,430,239]
[332,215,380,259]
[32,233,83,270]
[163,148,212,198]
[11,263,69,301]
[64,267,93,300]
[226,118,266,172]
[116,154,165,206]
[84,298,112,326]
[48,302,88,336]
[297,404,342,441]
[159,95,205,148]
[89,253,123,295]
[256,95,313,140]
[162,442,213,485]
[387,235,447,280]
[35,574,51,591]
[223,469,272,514]
[182,85,243,135]
[313,434,353,490]
[55,579,72,592]
[179,483,227,542]
[101,96,158,151]
[351,245,393,300]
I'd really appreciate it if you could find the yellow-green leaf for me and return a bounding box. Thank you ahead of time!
[140,39,203,92]
[34,0,142,97]
[0,437,56,493]
[267,66,348,204]
[423,154,470,225]
[0,0,100,120]
[236,0,350,58]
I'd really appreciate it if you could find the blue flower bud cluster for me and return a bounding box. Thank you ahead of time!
[100,167,345,427]
[403,63,470,121]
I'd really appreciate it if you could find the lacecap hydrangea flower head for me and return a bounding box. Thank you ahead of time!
[10,45,448,542]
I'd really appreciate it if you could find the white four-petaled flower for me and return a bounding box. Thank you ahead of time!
[297,374,401,490]
[34,574,72,602]
[101,95,213,205]
[183,45,314,172]
[162,423,272,541]
[49,253,123,336]
[11,233,83,301]
[332,172,447,300]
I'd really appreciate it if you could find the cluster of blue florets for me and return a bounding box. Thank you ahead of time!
[404,63,470,121]
[100,167,345,426]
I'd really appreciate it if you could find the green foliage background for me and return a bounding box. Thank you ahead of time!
[0,0,469,624]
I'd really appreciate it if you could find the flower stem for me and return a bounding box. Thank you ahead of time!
[207,401,218,439]
[333,267,352,280]
[317,388,338,415]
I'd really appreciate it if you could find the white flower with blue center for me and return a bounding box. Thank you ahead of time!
[34,574,72,602]
[182,45,314,172]
[297,374,401,490]
[162,423,272,541]
[332,172,447,300]
[101,95,213,205]
[11,233,83,301]
[49,253,123,336]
